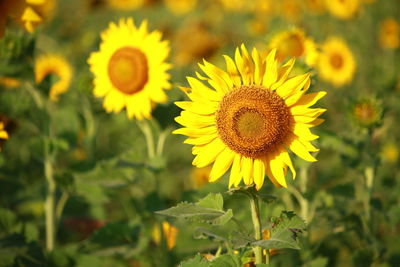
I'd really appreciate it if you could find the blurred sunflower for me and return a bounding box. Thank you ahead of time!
[268,28,318,66]
[325,0,360,20]
[218,0,248,12]
[379,18,399,49]
[88,18,171,120]
[277,0,303,22]
[0,0,51,37]
[0,122,8,144]
[317,37,356,87]
[174,21,221,66]
[106,0,146,10]
[0,76,20,89]
[381,143,398,163]
[305,0,325,15]
[174,45,326,189]
[152,221,178,250]
[164,0,197,15]
[35,54,73,101]
[191,166,212,188]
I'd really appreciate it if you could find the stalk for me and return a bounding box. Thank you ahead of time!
[249,193,263,264]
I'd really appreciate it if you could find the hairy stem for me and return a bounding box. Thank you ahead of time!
[137,120,155,159]
[249,193,263,264]
[44,142,56,251]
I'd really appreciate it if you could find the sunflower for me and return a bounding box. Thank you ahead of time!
[88,18,171,120]
[106,0,146,10]
[268,28,318,66]
[35,54,73,101]
[325,0,360,20]
[0,0,50,38]
[174,45,326,189]
[317,37,356,87]
[0,122,8,143]
[164,0,197,15]
[379,18,399,50]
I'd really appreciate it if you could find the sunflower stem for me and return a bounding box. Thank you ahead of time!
[137,120,155,159]
[44,140,56,251]
[249,192,263,264]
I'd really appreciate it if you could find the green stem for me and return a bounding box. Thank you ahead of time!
[364,166,374,223]
[44,142,56,251]
[137,120,155,159]
[249,193,263,264]
[55,191,69,223]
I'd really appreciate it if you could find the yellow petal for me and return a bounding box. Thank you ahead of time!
[252,48,265,85]
[253,159,266,190]
[223,55,242,87]
[269,156,287,188]
[209,148,235,182]
[202,59,233,89]
[192,138,225,167]
[175,111,215,128]
[276,73,310,100]
[241,156,253,185]
[294,91,327,108]
[289,138,317,162]
[229,154,242,188]
[298,139,319,152]
[291,106,327,117]
[184,132,218,145]
[0,131,8,139]
[264,156,283,188]
[306,118,325,127]
[293,123,319,141]
[278,150,296,180]
[173,126,217,137]
[175,101,216,115]
[187,77,222,101]
[262,49,278,89]
[271,58,295,90]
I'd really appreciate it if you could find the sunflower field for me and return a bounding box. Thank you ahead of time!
[0,0,400,266]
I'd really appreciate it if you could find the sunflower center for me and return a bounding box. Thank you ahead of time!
[216,85,293,158]
[108,46,148,95]
[329,53,344,69]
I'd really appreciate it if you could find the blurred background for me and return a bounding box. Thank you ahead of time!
[0,0,399,266]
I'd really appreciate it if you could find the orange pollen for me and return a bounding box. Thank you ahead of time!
[329,53,344,69]
[215,85,293,158]
[108,46,148,95]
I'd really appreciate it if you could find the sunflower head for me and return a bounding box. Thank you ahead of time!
[325,0,360,20]
[88,18,171,120]
[352,98,382,128]
[174,45,326,190]
[34,54,73,101]
[318,37,356,87]
[379,18,400,50]
[268,28,318,66]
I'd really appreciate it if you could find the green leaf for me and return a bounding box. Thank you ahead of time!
[194,227,227,242]
[0,208,17,234]
[178,254,210,267]
[230,231,255,249]
[156,193,233,225]
[252,211,306,250]
[210,254,241,267]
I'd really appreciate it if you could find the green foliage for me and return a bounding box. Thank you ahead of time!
[253,211,306,250]
[156,193,233,225]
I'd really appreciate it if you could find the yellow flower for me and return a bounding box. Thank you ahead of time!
[164,0,197,15]
[268,28,318,66]
[35,54,73,101]
[353,99,382,127]
[277,0,303,22]
[191,166,212,188]
[88,18,171,120]
[0,77,20,89]
[379,18,400,49]
[174,45,326,190]
[0,0,49,37]
[317,37,356,87]
[151,221,179,250]
[305,0,325,15]
[218,0,248,12]
[381,143,398,163]
[106,0,146,10]
[174,21,221,66]
[0,122,8,143]
[325,0,360,20]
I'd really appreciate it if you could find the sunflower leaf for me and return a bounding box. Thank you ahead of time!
[252,211,306,250]
[210,254,242,267]
[156,194,233,225]
[178,254,210,267]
